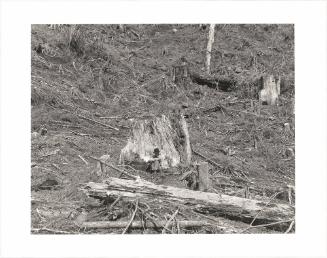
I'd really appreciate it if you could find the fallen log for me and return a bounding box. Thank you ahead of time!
[81,177,294,229]
[189,71,236,91]
[80,220,209,229]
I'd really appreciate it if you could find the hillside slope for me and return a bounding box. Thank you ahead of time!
[31,24,295,234]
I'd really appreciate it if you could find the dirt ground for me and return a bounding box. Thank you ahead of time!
[31,24,295,234]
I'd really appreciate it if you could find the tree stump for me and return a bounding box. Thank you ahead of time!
[95,155,111,177]
[171,57,189,86]
[119,114,192,171]
[197,162,211,191]
[258,74,281,106]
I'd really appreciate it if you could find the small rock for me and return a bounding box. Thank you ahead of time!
[235,67,242,73]
[172,28,178,33]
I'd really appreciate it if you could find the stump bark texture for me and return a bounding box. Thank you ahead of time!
[119,114,192,170]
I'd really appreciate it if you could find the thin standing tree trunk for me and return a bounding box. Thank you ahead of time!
[205,24,216,74]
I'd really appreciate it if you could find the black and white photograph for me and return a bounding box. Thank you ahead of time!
[1,1,327,257]
[31,24,295,234]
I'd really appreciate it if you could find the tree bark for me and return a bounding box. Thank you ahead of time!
[81,177,294,228]
[119,114,191,169]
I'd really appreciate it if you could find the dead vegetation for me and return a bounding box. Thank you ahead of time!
[31,24,295,234]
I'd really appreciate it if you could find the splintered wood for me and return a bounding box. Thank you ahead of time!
[119,114,191,170]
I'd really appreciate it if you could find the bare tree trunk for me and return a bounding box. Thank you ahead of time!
[205,24,216,75]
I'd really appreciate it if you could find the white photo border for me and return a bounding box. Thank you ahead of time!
[1,1,326,257]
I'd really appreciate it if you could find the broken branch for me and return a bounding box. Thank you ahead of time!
[88,155,137,179]
[77,113,119,131]
[122,199,139,234]
[193,149,222,168]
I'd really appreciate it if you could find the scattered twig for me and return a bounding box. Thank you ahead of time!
[99,116,122,119]
[193,149,222,168]
[89,196,122,219]
[249,191,282,226]
[77,113,119,131]
[35,208,46,221]
[88,155,137,179]
[221,105,274,120]
[201,103,274,120]
[240,191,284,233]
[51,163,61,171]
[122,199,139,234]
[78,155,88,165]
[162,208,179,234]
[109,195,121,209]
[129,29,140,39]
[70,131,93,137]
[241,219,294,232]
[284,220,295,234]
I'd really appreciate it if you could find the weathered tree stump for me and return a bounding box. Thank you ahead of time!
[180,161,212,191]
[171,57,189,86]
[119,113,192,171]
[197,161,211,191]
[258,74,281,106]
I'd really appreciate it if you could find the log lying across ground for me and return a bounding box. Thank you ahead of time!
[189,71,236,91]
[81,177,294,228]
[81,220,209,229]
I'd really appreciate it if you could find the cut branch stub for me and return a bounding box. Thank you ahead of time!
[119,114,192,170]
